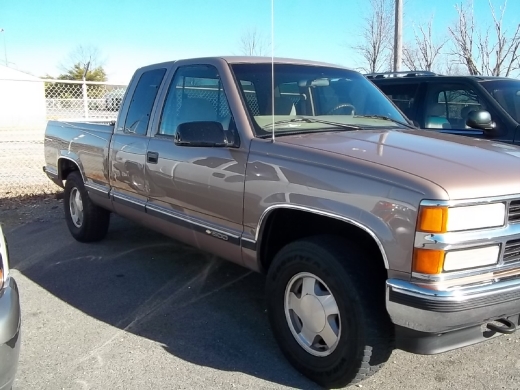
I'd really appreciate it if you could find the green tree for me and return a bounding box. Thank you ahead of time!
[53,45,108,100]
[58,62,107,82]
[58,44,107,80]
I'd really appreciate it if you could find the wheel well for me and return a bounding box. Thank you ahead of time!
[58,158,80,181]
[259,208,387,278]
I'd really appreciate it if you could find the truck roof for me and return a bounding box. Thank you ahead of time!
[145,56,349,70]
[366,71,516,83]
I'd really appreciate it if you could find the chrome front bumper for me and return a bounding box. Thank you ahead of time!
[386,277,520,354]
[0,277,21,390]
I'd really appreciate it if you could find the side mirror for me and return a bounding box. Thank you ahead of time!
[466,110,495,131]
[174,121,227,147]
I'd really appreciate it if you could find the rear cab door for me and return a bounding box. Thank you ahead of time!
[109,66,168,214]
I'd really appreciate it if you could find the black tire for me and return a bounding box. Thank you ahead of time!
[64,171,110,242]
[265,235,394,389]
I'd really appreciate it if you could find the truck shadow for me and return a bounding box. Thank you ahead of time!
[7,214,321,389]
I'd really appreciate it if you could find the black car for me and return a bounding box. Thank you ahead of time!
[367,71,520,144]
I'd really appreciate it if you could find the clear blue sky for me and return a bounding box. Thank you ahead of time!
[1,0,519,83]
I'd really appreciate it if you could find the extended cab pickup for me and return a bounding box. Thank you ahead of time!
[44,57,520,388]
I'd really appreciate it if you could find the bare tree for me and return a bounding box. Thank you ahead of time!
[440,60,468,76]
[448,1,480,75]
[448,0,520,76]
[56,44,107,82]
[59,44,106,74]
[350,0,394,73]
[238,27,270,56]
[403,16,448,72]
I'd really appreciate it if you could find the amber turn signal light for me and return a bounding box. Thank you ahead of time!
[413,249,445,274]
[417,206,448,233]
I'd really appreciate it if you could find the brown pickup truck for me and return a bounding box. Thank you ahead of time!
[44,56,520,388]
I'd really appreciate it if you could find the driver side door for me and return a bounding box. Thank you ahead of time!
[145,63,248,263]
[421,82,493,139]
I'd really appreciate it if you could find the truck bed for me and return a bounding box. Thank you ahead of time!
[44,120,114,188]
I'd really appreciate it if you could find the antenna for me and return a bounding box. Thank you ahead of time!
[271,0,275,143]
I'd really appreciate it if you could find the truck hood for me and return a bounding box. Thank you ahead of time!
[277,129,520,199]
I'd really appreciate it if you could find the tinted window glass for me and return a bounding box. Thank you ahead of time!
[424,84,485,130]
[123,68,166,135]
[377,83,419,119]
[481,80,520,123]
[159,65,233,136]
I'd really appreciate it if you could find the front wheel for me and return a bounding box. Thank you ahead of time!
[64,171,110,242]
[265,236,394,388]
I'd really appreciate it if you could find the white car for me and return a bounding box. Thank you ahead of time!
[0,224,21,390]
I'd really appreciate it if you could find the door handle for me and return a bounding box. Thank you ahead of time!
[147,151,159,164]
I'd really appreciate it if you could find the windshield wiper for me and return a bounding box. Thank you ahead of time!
[262,117,362,130]
[353,115,414,128]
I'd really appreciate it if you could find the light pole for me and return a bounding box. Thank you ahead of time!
[0,29,7,67]
[393,0,403,72]
[82,61,91,118]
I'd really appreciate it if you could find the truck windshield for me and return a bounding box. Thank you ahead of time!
[481,80,520,124]
[230,63,410,137]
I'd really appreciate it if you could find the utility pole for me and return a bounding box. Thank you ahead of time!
[393,0,403,72]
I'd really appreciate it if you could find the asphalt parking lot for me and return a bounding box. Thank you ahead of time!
[3,197,520,389]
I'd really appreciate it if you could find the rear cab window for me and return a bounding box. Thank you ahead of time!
[123,68,167,135]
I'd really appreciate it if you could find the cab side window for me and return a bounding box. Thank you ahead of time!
[424,84,484,129]
[158,65,233,136]
[123,68,167,135]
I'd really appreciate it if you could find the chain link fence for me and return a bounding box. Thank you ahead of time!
[0,77,127,199]
[0,77,304,199]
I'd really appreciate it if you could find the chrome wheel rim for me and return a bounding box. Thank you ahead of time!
[69,187,84,228]
[284,272,341,357]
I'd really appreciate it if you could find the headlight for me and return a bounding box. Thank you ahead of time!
[444,245,500,271]
[413,202,505,275]
[417,203,505,233]
[0,224,9,289]
[413,245,500,274]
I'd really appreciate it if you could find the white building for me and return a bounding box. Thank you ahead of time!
[0,66,46,130]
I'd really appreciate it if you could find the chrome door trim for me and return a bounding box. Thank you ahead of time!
[111,191,146,212]
[145,203,242,245]
[85,182,110,199]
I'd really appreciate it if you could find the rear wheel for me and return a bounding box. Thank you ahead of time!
[265,235,394,388]
[64,171,110,242]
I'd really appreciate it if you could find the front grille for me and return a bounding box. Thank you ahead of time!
[504,239,520,264]
[508,200,520,223]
